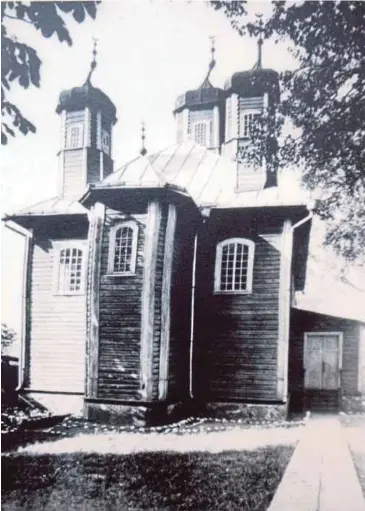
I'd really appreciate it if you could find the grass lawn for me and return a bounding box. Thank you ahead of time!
[2,445,293,510]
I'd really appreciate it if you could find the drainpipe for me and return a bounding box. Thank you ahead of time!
[291,206,314,232]
[4,220,33,391]
[189,232,198,399]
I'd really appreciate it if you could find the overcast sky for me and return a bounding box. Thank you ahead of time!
[1,1,364,340]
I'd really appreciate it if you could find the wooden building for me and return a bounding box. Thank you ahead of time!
[289,308,365,413]
[7,43,360,424]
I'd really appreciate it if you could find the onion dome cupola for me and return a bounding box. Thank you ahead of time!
[222,17,280,190]
[56,41,117,201]
[173,38,225,152]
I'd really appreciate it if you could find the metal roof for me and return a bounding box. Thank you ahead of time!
[7,196,87,217]
[99,140,309,209]
[9,141,309,220]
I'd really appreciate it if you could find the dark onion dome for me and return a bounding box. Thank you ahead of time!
[56,81,117,124]
[173,76,225,115]
[224,68,280,103]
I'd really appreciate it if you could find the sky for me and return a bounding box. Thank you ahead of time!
[1,0,365,348]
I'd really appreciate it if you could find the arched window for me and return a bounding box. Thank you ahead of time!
[214,238,255,294]
[54,243,86,295]
[108,221,138,275]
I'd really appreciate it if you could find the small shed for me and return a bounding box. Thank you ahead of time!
[289,307,365,413]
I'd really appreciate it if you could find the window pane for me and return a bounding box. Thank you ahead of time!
[219,241,251,292]
[194,123,208,146]
[113,226,134,273]
[58,247,83,293]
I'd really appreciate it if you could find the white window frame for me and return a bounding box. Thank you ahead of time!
[53,241,87,296]
[191,120,212,147]
[65,122,84,149]
[107,221,138,276]
[214,238,255,294]
[240,109,261,139]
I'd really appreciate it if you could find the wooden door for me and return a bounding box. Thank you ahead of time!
[304,333,342,390]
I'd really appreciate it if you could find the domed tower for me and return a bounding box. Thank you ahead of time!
[56,42,117,201]
[173,39,225,152]
[223,26,280,190]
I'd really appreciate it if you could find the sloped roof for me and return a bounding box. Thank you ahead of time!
[7,196,87,217]
[98,140,309,209]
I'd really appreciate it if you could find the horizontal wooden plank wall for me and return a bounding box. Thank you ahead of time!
[289,309,360,396]
[27,235,87,393]
[98,207,147,400]
[194,213,282,402]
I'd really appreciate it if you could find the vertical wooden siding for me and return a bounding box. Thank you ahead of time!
[194,214,282,402]
[97,208,147,400]
[27,237,87,393]
[167,210,195,401]
[62,149,84,200]
[289,309,360,396]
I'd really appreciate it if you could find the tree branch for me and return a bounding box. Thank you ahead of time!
[3,13,32,25]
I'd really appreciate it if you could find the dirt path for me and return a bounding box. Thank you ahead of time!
[12,424,303,455]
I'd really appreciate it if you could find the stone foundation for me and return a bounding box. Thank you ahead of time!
[84,400,187,427]
[201,402,288,422]
[26,392,84,416]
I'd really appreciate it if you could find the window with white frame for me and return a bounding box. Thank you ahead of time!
[54,244,85,294]
[65,123,84,149]
[240,110,260,138]
[214,238,255,293]
[108,221,138,275]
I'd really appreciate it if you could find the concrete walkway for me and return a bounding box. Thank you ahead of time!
[268,414,365,511]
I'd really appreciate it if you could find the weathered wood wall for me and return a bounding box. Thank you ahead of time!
[289,309,361,397]
[26,221,88,393]
[167,207,196,401]
[97,207,147,400]
[193,210,283,402]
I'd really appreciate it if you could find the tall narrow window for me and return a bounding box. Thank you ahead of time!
[226,97,232,140]
[214,238,255,294]
[192,121,212,147]
[54,244,85,294]
[108,221,138,275]
[240,111,260,138]
[65,123,84,149]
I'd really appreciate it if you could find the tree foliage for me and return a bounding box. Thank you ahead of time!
[1,323,16,355]
[1,1,99,145]
[211,1,365,264]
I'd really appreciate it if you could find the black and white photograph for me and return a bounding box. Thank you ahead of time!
[1,1,365,509]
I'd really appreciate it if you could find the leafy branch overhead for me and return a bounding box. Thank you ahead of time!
[1,1,99,145]
[211,1,365,264]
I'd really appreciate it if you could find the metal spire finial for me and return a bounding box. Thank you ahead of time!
[255,14,264,69]
[140,121,147,156]
[86,38,98,84]
[209,36,216,71]
[201,36,216,88]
